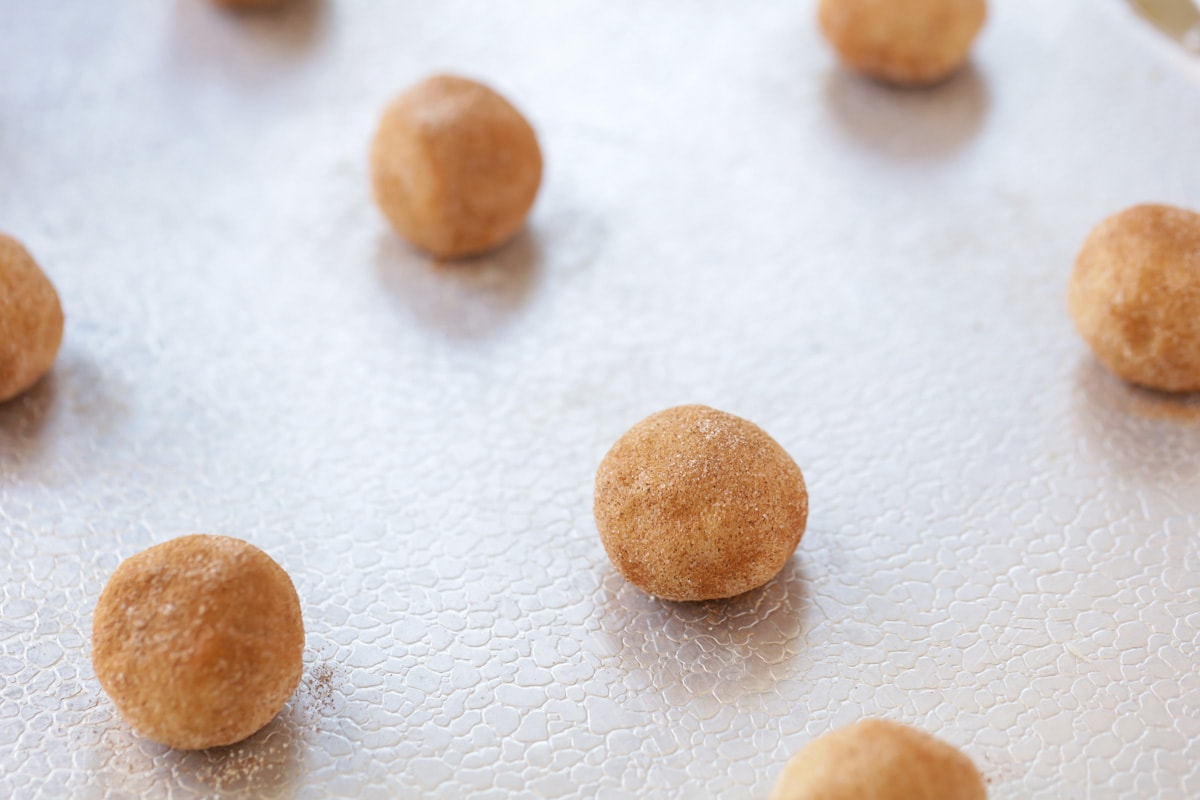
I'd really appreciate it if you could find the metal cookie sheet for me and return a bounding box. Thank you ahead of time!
[2,1,1199,797]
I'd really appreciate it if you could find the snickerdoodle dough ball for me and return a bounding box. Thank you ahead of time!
[370,74,543,260]
[92,535,304,750]
[818,0,987,87]
[0,234,63,403]
[594,405,808,602]
[1069,204,1200,393]
[770,719,987,800]
[211,0,293,10]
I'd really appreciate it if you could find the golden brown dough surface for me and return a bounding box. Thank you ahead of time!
[818,0,987,87]
[1069,204,1200,393]
[770,719,987,800]
[370,74,543,260]
[594,405,807,602]
[0,234,63,403]
[92,534,304,750]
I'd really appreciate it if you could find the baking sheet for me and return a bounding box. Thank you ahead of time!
[2,1,1200,797]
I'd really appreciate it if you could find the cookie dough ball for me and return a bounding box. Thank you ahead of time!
[211,0,293,10]
[594,405,808,602]
[1069,204,1200,393]
[770,719,987,800]
[92,535,304,750]
[0,234,64,403]
[818,0,987,86]
[370,74,543,260]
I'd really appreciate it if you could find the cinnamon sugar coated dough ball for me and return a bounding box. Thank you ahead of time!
[594,405,808,602]
[370,74,543,260]
[92,535,304,750]
[211,0,293,9]
[770,719,987,800]
[1069,204,1200,393]
[0,234,63,403]
[818,0,987,86]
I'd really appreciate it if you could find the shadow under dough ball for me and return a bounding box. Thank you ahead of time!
[818,0,987,87]
[594,405,808,602]
[92,535,305,750]
[1069,204,1200,393]
[0,234,64,404]
[770,719,987,800]
[370,74,543,260]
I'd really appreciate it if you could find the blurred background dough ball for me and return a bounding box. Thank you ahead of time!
[594,405,808,602]
[92,535,304,750]
[818,0,987,86]
[770,719,987,800]
[1069,204,1200,393]
[211,0,294,10]
[0,234,64,404]
[370,74,543,260]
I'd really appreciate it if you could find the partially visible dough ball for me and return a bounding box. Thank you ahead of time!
[92,535,305,750]
[370,74,543,260]
[1069,204,1200,393]
[594,405,808,602]
[211,0,294,10]
[818,0,987,87]
[770,719,987,800]
[0,234,64,403]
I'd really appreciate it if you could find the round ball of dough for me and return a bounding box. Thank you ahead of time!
[1069,204,1200,393]
[211,0,293,10]
[770,719,987,800]
[594,405,808,602]
[370,74,543,260]
[818,0,987,87]
[92,534,304,750]
[0,234,63,404]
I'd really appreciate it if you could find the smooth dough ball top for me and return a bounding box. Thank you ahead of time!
[92,534,305,750]
[594,405,808,602]
[1069,204,1200,393]
[818,0,987,86]
[0,234,63,404]
[370,74,543,260]
[770,719,987,800]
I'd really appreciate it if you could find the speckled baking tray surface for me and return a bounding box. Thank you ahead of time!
[2,1,1200,797]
